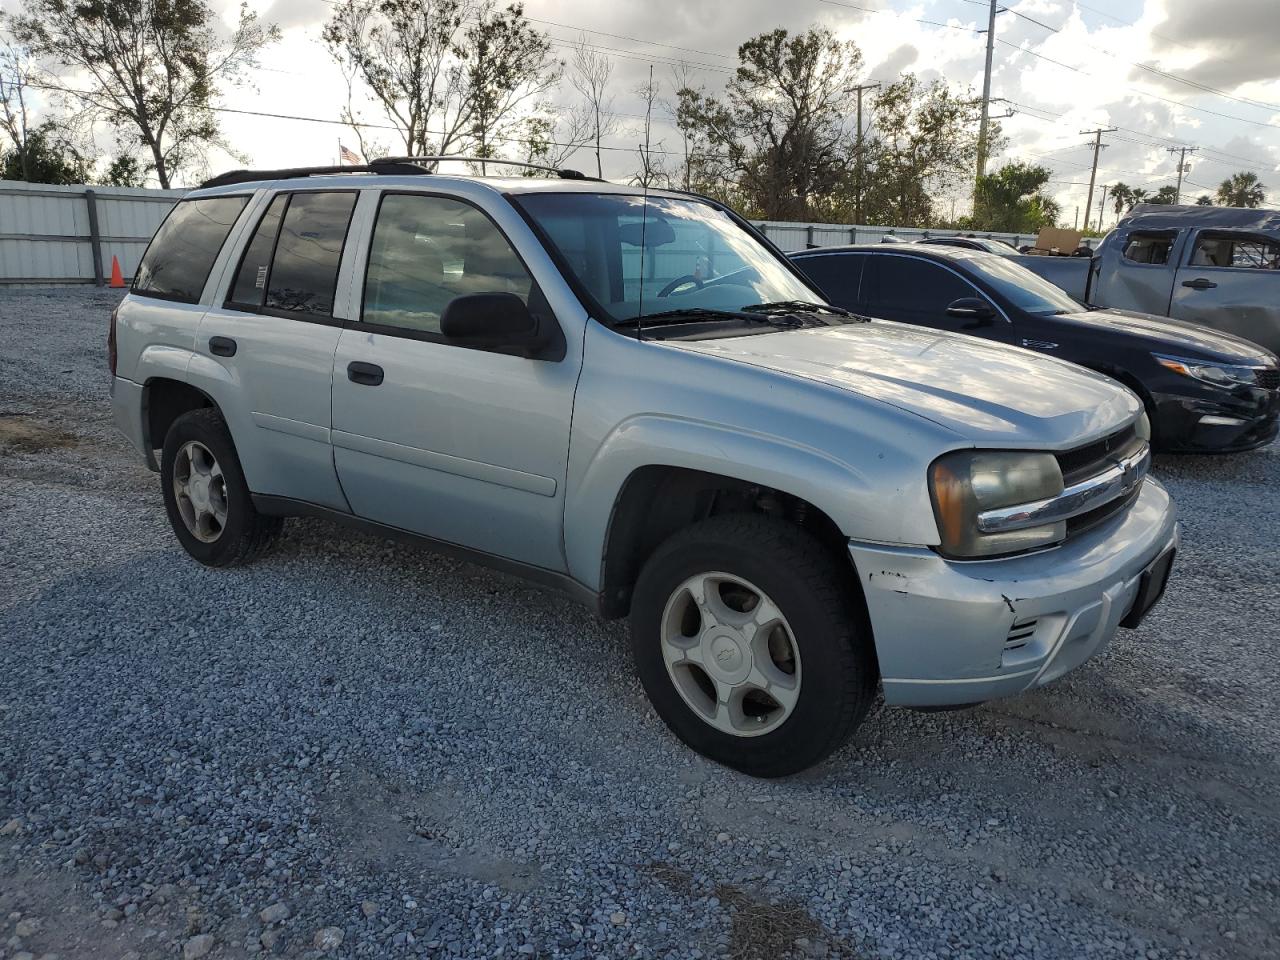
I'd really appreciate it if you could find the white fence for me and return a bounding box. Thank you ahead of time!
[0,181,186,285]
[0,178,1092,285]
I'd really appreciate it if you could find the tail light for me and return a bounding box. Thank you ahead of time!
[108,304,118,376]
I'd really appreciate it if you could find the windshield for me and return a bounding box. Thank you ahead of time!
[514,192,821,324]
[964,253,1085,314]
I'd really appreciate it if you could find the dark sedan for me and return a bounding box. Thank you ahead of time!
[791,244,1280,453]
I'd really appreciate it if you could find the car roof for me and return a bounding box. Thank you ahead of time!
[790,242,996,263]
[183,172,701,203]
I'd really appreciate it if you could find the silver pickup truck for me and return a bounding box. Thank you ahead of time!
[1020,204,1280,356]
[109,160,1178,776]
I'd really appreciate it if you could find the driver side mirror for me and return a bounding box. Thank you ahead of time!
[945,297,996,324]
[440,293,547,355]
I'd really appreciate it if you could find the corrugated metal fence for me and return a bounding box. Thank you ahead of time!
[0,181,186,285]
[0,179,1092,285]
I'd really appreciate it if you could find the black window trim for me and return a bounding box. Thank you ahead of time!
[221,187,360,326]
[353,188,565,360]
[130,193,253,305]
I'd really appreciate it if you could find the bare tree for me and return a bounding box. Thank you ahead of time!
[0,29,36,182]
[10,0,278,188]
[519,108,591,171]
[569,35,618,179]
[324,0,559,163]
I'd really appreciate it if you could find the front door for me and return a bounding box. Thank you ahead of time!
[330,192,580,572]
[1170,230,1280,356]
[863,254,1017,344]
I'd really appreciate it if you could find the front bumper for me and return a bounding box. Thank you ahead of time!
[1153,384,1279,452]
[849,477,1178,708]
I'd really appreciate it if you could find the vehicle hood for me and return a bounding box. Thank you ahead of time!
[1055,308,1276,364]
[669,320,1138,447]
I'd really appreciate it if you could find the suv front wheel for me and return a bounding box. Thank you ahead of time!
[160,408,282,567]
[630,514,877,777]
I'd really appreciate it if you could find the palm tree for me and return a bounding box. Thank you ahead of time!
[1195,195,1213,205]
[1215,171,1267,208]
[1110,183,1134,219]
[1129,188,1149,207]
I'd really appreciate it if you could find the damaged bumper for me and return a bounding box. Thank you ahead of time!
[848,477,1179,707]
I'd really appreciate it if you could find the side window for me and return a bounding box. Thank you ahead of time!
[1189,233,1280,270]
[134,196,248,303]
[795,254,863,306]
[871,256,974,311]
[1122,232,1176,265]
[227,193,287,308]
[362,194,533,335]
[226,191,356,317]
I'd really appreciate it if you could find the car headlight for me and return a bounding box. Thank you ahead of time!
[1154,354,1256,388]
[928,450,1065,559]
[1135,411,1151,443]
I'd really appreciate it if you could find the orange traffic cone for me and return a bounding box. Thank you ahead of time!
[109,255,125,288]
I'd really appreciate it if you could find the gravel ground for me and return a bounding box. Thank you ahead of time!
[1,287,1277,960]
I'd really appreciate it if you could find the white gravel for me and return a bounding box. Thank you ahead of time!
[1,287,1278,960]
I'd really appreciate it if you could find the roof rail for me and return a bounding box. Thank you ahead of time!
[198,160,431,189]
[373,155,598,181]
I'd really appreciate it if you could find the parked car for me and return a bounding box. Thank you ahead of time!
[918,235,1020,256]
[791,244,1280,453]
[1015,203,1280,356]
[110,160,1178,776]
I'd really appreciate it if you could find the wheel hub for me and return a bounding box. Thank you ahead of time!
[703,630,750,684]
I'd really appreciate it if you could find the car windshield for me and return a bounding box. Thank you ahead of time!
[513,192,822,325]
[964,253,1085,314]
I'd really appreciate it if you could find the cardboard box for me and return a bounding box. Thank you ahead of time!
[1028,226,1083,255]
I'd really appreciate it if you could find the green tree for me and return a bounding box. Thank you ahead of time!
[1215,171,1266,207]
[1110,182,1134,218]
[1194,194,1214,205]
[856,75,983,226]
[101,153,147,187]
[11,0,277,188]
[0,123,90,183]
[967,162,1060,232]
[324,0,558,162]
[673,27,863,220]
[1146,185,1179,205]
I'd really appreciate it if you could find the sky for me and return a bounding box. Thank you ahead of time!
[6,0,1280,227]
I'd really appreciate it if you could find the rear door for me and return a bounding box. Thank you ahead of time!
[196,189,358,509]
[329,191,579,571]
[1169,230,1280,356]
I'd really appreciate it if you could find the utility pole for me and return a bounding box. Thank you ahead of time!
[1167,146,1197,203]
[1096,184,1109,232]
[853,82,880,225]
[976,0,1000,182]
[1081,126,1117,235]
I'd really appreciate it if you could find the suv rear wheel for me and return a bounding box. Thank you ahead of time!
[161,409,282,566]
[630,514,877,777]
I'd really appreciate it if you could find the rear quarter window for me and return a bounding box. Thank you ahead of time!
[133,196,249,303]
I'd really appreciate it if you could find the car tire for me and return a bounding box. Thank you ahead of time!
[630,514,878,778]
[160,408,282,567]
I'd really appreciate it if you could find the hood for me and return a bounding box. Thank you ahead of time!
[669,320,1139,447]
[1056,308,1276,364]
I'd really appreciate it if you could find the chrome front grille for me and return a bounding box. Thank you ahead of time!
[1055,424,1138,485]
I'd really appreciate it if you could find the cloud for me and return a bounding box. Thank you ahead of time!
[1150,0,1280,88]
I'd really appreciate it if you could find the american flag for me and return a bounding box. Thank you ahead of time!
[339,143,362,165]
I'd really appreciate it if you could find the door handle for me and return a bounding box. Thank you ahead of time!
[208,336,237,357]
[347,361,384,386]
[1182,278,1217,290]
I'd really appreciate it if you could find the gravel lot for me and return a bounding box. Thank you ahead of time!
[1,287,1278,960]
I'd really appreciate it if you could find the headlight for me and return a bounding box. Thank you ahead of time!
[1154,354,1256,388]
[1135,411,1151,443]
[929,450,1065,559]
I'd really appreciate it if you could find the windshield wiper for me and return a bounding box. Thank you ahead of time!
[742,300,869,321]
[619,307,803,329]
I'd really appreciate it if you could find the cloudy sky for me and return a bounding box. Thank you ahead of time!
[8,0,1280,225]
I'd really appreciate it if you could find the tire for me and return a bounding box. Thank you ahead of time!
[629,514,877,778]
[160,408,282,567]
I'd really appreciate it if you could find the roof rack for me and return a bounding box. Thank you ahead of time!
[373,155,598,181]
[199,160,431,189]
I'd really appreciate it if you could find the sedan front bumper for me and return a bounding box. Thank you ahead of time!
[849,477,1178,707]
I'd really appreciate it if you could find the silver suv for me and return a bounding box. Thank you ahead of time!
[109,159,1179,776]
